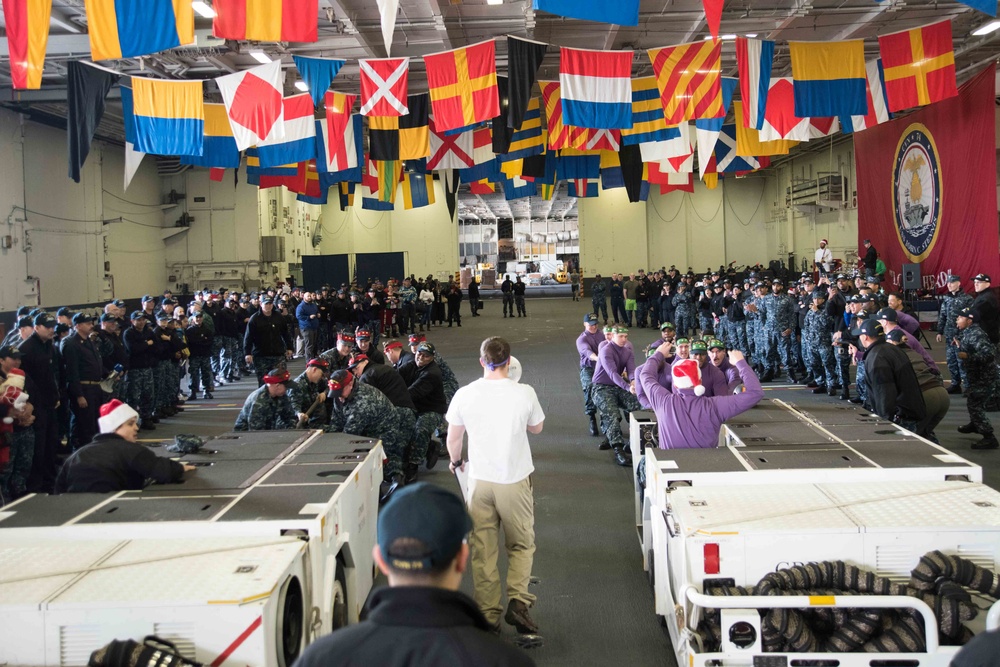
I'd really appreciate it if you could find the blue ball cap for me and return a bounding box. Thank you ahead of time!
[377,483,472,572]
[584,313,599,324]
[34,313,56,328]
[71,312,95,325]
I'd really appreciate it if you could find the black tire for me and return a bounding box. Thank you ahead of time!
[278,576,304,667]
[331,561,349,631]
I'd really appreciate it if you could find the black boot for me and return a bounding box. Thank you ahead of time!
[958,422,981,434]
[812,386,827,394]
[425,440,441,470]
[403,463,418,484]
[612,447,631,467]
[598,437,611,451]
[588,414,599,437]
[379,473,406,504]
[972,434,999,450]
[787,369,798,383]
[947,383,963,395]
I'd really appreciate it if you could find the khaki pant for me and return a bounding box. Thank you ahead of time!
[467,476,536,625]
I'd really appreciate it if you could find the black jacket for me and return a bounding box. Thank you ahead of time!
[294,587,534,667]
[18,333,60,409]
[408,360,447,414]
[863,246,878,272]
[360,362,416,410]
[60,333,103,399]
[972,288,1000,344]
[54,432,185,494]
[862,339,926,423]
[244,310,293,356]
[186,323,213,357]
[123,325,157,369]
[216,307,240,338]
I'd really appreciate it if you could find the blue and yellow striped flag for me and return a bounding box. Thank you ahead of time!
[131,77,203,157]
[621,77,673,145]
[85,0,193,60]
[789,40,867,118]
[401,172,436,210]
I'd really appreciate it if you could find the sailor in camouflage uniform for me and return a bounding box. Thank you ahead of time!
[319,331,354,372]
[937,275,973,394]
[955,307,999,449]
[672,284,694,338]
[122,311,157,430]
[805,289,838,395]
[287,359,330,428]
[748,282,770,375]
[590,274,608,323]
[760,279,797,382]
[233,368,299,431]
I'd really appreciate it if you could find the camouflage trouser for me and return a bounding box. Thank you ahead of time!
[169,362,181,404]
[503,294,515,316]
[219,336,240,380]
[592,298,608,321]
[123,368,155,423]
[675,312,694,338]
[409,411,444,466]
[968,377,995,435]
[593,383,642,449]
[801,335,813,378]
[153,360,172,414]
[188,356,215,394]
[1,427,35,500]
[729,321,748,356]
[580,366,596,416]
[764,329,794,373]
[745,320,758,362]
[699,314,714,336]
[856,357,868,403]
[836,345,852,391]
[809,341,837,389]
[385,408,416,477]
[514,295,526,316]
[636,301,649,328]
[715,319,728,346]
[253,356,285,386]
[210,337,224,375]
[945,339,967,387]
[758,327,775,370]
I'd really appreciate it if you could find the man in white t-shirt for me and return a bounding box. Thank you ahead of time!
[814,239,833,277]
[446,336,545,636]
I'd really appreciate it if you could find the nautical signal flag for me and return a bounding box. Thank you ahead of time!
[839,59,891,134]
[539,80,609,150]
[878,19,957,112]
[506,36,548,130]
[648,40,724,125]
[532,0,640,27]
[324,91,356,161]
[732,101,796,157]
[212,0,317,42]
[368,115,400,161]
[3,0,52,89]
[428,123,474,170]
[85,0,193,60]
[758,78,840,143]
[788,39,867,118]
[216,60,285,152]
[568,178,599,198]
[130,77,204,157]
[359,58,410,116]
[559,47,633,130]
[181,103,241,169]
[292,55,345,108]
[736,37,775,131]
[257,94,316,167]
[715,125,766,173]
[500,96,546,161]
[401,172,436,210]
[424,40,500,132]
[469,179,495,195]
[622,77,673,145]
[316,115,363,182]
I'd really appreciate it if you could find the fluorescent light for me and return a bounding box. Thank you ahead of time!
[745,33,758,38]
[487,0,503,4]
[192,1,216,18]
[249,50,272,64]
[972,20,1000,36]
[720,34,737,40]
[295,80,308,92]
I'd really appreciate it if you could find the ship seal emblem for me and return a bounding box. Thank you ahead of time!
[892,123,941,262]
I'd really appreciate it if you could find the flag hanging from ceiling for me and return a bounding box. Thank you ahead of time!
[532,0,639,26]
[257,94,316,167]
[359,57,410,116]
[401,172,435,209]
[216,60,285,151]
[316,115,363,182]
[469,179,495,195]
[540,80,586,150]
[732,101,797,157]
[839,59,892,134]
[758,77,840,142]
[3,0,51,89]
[500,96,546,161]
[339,182,356,210]
[714,125,767,173]
[324,91,356,158]
[507,36,548,130]
[957,0,995,17]
[375,159,401,203]
[245,149,298,189]
[369,116,400,161]
[502,175,538,200]
[736,36,774,131]
[703,0,724,41]
[694,76,738,178]
[622,77,674,145]
[641,122,692,163]
[212,0,317,42]
[559,46,633,130]
[130,77,204,157]
[459,128,500,183]
[292,56,345,108]
[428,124,474,170]
[878,20,957,113]
[399,93,431,160]
[618,143,647,203]
[789,39,867,117]
[424,40,500,132]
[119,82,144,190]
[493,75,515,153]
[556,153,600,180]
[85,0,193,60]
[181,103,241,169]
[375,0,399,56]
[648,40,724,125]
[568,178,599,198]
[580,129,622,152]
[68,62,119,182]
[539,182,555,200]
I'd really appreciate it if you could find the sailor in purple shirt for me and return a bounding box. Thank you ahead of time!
[639,342,764,449]
[636,346,672,409]
[576,313,605,437]
[592,326,643,467]
[876,308,939,375]
[674,340,730,397]
[708,339,743,394]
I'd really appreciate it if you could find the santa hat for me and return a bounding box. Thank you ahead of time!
[98,399,139,434]
[821,239,828,244]
[672,359,705,396]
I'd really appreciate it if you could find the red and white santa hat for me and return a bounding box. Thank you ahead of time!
[821,238,828,244]
[2,368,25,390]
[672,359,705,396]
[98,399,139,434]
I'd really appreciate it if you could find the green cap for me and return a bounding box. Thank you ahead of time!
[708,339,725,350]
[691,341,708,353]
[676,337,690,345]
[659,322,675,331]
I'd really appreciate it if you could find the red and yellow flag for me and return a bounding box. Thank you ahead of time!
[424,39,500,132]
[878,19,957,112]
[2,0,52,89]
[647,40,723,125]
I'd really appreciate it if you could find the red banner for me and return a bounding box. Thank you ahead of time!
[856,64,998,291]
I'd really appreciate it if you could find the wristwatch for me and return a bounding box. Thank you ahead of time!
[450,459,463,468]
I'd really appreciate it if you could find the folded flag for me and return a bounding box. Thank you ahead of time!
[789,39,867,117]
[500,96,546,161]
[3,0,51,89]
[622,77,674,145]
[736,36,775,131]
[130,77,203,157]
[181,103,241,168]
[359,58,410,116]
[559,47,633,130]
[507,36,549,130]
[758,77,840,143]
[85,0,193,60]
[213,0,317,42]
[568,178,599,198]
[216,60,285,152]
[732,101,797,157]
[648,40,723,125]
[428,123,474,170]
[257,93,316,167]
[292,56,345,108]
[878,19,957,112]
[424,40,500,132]
[401,172,435,210]
[400,93,431,159]
[532,0,639,26]
[839,59,892,134]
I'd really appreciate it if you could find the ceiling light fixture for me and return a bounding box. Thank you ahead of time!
[295,81,309,92]
[705,34,738,41]
[487,0,503,4]
[249,50,272,64]
[972,21,1000,36]
[192,1,216,18]
[745,33,758,38]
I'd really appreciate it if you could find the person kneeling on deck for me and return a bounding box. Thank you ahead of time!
[55,399,194,493]
[233,368,301,431]
[638,344,764,449]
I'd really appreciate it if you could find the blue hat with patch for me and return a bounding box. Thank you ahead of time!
[377,482,471,572]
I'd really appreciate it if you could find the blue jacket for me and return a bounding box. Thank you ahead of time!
[296,301,320,330]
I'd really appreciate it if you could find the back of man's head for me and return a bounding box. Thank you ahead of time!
[481,336,511,369]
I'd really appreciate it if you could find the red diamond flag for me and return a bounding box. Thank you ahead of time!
[216,61,285,151]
